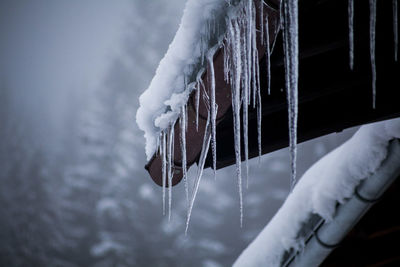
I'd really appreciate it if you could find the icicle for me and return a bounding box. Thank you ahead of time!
[394,0,398,61]
[161,131,167,215]
[251,2,258,109]
[370,0,377,109]
[253,7,261,166]
[223,42,230,82]
[207,51,218,180]
[349,0,354,70]
[260,0,264,46]
[257,73,262,162]
[180,106,189,208]
[283,0,299,190]
[195,70,204,131]
[243,1,251,108]
[185,110,212,235]
[167,124,175,221]
[233,19,244,227]
[265,14,271,95]
[243,50,250,189]
[156,134,161,156]
[255,40,262,164]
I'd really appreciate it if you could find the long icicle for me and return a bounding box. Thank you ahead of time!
[394,0,398,61]
[247,0,255,107]
[243,1,251,189]
[233,18,243,227]
[251,2,258,109]
[370,0,377,109]
[257,69,262,162]
[261,0,265,44]
[185,109,212,235]
[167,124,175,221]
[283,0,299,190]
[162,131,166,215]
[180,106,189,207]
[349,0,354,70]
[265,14,271,95]
[208,52,218,180]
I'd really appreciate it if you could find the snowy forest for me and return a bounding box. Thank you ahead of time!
[0,1,356,266]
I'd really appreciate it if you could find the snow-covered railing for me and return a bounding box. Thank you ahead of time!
[233,118,400,267]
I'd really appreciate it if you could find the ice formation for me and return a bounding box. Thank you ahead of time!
[234,118,400,267]
[349,0,354,70]
[222,0,269,226]
[161,131,166,215]
[185,102,213,235]
[137,0,394,234]
[282,0,299,190]
[208,47,218,180]
[136,0,231,160]
[180,105,189,206]
[137,0,295,227]
[370,0,377,109]
[394,0,398,61]
[167,123,175,221]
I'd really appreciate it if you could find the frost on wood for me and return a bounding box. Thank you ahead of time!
[370,0,377,109]
[282,0,299,190]
[234,118,400,267]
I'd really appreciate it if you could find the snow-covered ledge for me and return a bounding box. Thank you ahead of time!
[234,118,400,267]
[136,0,236,159]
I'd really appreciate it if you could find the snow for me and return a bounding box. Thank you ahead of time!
[136,0,232,160]
[234,118,400,267]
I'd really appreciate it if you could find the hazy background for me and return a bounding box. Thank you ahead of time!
[0,1,355,266]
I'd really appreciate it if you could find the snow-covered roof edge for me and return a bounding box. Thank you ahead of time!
[234,118,400,267]
[136,0,244,160]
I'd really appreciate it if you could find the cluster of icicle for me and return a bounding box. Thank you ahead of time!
[223,0,262,228]
[348,0,398,108]
[154,0,301,233]
[187,0,271,232]
[153,0,400,235]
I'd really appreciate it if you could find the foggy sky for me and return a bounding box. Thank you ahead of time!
[0,0,130,154]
